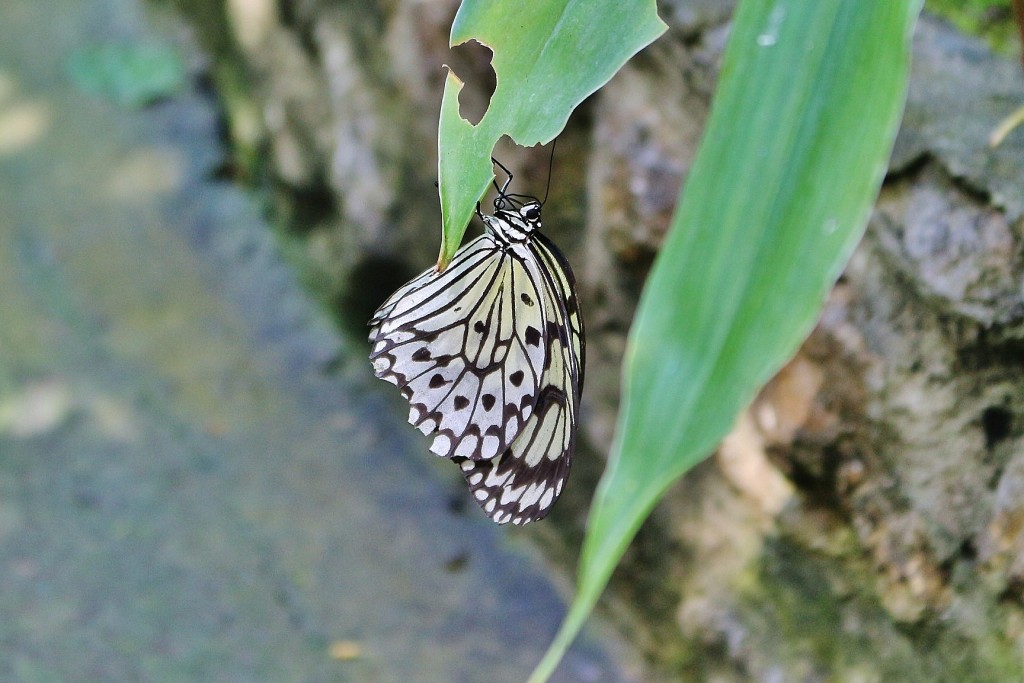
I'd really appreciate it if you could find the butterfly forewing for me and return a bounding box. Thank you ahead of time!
[369,237,547,461]
[369,237,493,335]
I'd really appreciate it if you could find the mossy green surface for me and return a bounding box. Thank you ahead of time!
[715,538,1024,682]
[926,0,1021,53]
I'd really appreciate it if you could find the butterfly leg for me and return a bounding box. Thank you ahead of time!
[491,157,514,197]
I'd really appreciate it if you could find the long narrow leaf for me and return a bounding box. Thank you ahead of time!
[531,0,922,679]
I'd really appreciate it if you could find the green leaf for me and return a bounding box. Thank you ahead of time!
[530,0,922,680]
[65,42,186,108]
[437,0,666,267]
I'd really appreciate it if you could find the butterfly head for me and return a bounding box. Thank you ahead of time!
[488,197,542,244]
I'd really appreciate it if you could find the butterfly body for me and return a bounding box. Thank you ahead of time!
[369,193,584,525]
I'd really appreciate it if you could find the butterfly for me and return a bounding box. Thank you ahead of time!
[368,159,584,525]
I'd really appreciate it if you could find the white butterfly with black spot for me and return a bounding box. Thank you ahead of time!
[369,181,584,525]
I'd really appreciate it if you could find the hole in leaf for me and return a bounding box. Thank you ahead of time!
[448,39,495,126]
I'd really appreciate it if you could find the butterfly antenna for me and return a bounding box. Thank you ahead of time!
[541,139,557,206]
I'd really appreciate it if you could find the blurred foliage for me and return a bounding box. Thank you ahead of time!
[64,41,185,107]
[926,0,1021,53]
[149,0,264,180]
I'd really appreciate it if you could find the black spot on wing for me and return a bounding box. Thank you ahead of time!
[546,320,565,343]
[525,326,541,347]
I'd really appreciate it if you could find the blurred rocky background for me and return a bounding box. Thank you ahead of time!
[1,0,637,680]
[171,0,1024,678]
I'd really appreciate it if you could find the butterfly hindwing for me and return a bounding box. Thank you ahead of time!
[455,384,572,525]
